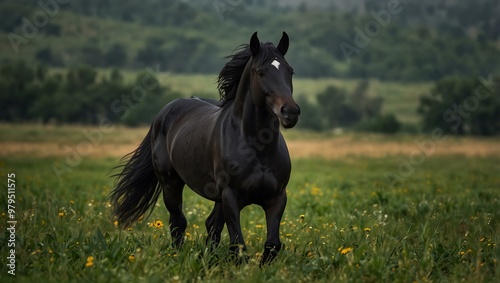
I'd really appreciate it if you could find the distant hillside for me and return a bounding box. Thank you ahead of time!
[1,0,499,80]
[192,0,500,40]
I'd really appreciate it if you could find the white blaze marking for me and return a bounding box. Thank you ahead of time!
[271,59,280,70]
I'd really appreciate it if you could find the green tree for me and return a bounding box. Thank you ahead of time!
[80,46,105,67]
[418,76,500,135]
[358,114,401,134]
[350,80,383,119]
[65,66,97,92]
[29,73,63,123]
[317,86,360,129]
[0,61,38,121]
[105,43,128,67]
[134,43,165,69]
[123,71,181,126]
[35,47,63,66]
[295,96,324,131]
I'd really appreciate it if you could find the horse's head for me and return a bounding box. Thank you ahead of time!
[249,32,300,129]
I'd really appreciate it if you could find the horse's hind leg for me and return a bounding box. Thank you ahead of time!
[205,202,224,247]
[162,176,187,248]
[152,136,187,248]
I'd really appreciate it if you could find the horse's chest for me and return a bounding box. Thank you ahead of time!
[245,164,278,189]
[236,161,287,203]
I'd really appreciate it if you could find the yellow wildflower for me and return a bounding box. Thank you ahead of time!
[153,220,164,228]
[340,247,353,255]
[311,185,323,196]
[85,256,94,267]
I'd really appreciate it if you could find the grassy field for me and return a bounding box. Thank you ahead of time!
[1,124,499,282]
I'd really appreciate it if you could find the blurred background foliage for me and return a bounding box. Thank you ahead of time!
[0,0,499,134]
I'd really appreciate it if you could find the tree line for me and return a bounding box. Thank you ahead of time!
[0,61,182,126]
[1,61,401,132]
[3,61,497,135]
[418,75,500,136]
[296,81,401,134]
[296,75,500,135]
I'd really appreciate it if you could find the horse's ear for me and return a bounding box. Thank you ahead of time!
[250,32,260,56]
[277,31,289,56]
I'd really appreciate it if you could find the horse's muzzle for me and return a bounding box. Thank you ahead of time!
[279,104,300,128]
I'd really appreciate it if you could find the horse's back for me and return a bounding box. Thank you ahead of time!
[152,98,219,135]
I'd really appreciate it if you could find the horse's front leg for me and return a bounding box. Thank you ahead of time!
[221,188,246,262]
[261,189,287,266]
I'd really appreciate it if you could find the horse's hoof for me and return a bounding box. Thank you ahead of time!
[259,244,282,267]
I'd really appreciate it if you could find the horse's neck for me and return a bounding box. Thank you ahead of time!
[233,59,252,119]
[232,59,280,148]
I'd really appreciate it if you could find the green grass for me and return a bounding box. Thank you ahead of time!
[1,151,499,282]
[0,123,148,144]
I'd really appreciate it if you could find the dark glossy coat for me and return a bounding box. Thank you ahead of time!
[110,32,300,265]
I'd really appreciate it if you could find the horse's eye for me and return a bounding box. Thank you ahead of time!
[257,70,265,77]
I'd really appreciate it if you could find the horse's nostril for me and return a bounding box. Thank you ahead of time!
[280,106,286,115]
[280,104,301,116]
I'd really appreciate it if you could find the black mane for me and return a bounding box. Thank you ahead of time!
[217,42,283,106]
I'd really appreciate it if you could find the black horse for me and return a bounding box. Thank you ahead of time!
[110,32,300,265]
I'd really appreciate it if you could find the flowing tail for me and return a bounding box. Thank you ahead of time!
[110,126,161,228]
